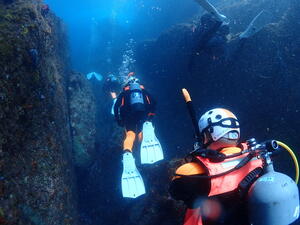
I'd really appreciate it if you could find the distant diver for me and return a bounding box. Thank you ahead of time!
[86,72,103,81]
[113,72,164,198]
[191,0,272,63]
[102,74,122,115]
[169,89,300,225]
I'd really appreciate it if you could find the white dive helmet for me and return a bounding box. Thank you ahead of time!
[198,108,240,143]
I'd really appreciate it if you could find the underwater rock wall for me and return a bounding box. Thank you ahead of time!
[136,0,300,161]
[68,71,96,168]
[0,1,78,225]
[74,83,125,224]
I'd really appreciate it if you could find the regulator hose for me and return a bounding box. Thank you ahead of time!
[276,141,299,184]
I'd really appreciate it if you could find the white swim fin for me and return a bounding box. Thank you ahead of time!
[140,121,164,164]
[239,10,272,39]
[195,0,229,24]
[86,72,103,81]
[86,72,93,80]
[94,73,103,81]
[121,152,146,198]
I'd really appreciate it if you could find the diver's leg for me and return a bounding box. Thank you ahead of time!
[121,121,145,198]
[123,130,136,152]
[226,12,267,63]
[136,115,145,143]
[122,115,139,152]
[227,11,269,63]
[110,92,117,116]
[194,0,228,23]
[239,10,269,39]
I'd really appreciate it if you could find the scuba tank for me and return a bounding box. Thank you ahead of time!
[129,82,145,112]
[245,139,300,225]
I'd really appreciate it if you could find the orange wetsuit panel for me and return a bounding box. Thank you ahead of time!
[174,162,206,179]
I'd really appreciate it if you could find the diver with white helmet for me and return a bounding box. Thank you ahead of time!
[169,88,299,225]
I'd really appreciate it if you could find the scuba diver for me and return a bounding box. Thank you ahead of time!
[191,0,272,63]
[113,72,164,198]
[169,89,299,225]
[102,73,122,115]
[103,73,121,94]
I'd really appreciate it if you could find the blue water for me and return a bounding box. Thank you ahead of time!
[45,0,199,72]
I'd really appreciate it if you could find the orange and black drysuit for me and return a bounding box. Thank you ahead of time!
[113,84,156,152]
[169,144,264,225]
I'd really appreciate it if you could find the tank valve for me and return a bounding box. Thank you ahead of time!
[246,138,257,150]
[263,140,278,152]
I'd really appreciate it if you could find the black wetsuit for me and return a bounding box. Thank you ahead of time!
[113,85,156,133]
[189,14,229,70]
[170,175,249,225]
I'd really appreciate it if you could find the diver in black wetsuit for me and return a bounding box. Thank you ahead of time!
[113,73,163,199]
[102,73,122,115]
[191,0,271,63]
[102,74,121,95]
[113,73,156,145]
[191,13,229,62]
[190,0,229,62]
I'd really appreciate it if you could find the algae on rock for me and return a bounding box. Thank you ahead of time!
[68,71,97,168]
[0,1,78,225]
